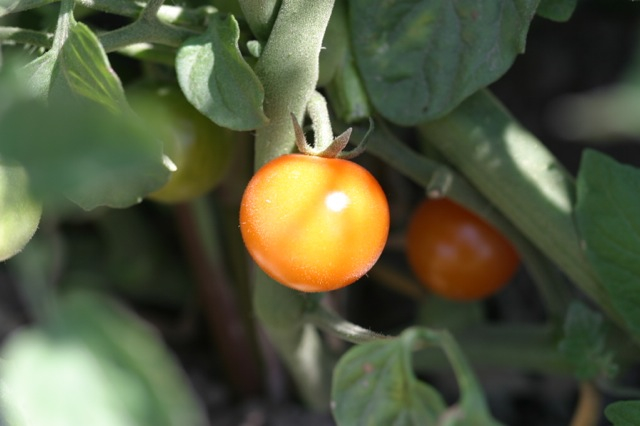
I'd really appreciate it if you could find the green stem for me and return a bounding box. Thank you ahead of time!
[305,304,392,344]
[413,324,572,375]
[354,120,495,214]
[303,294,570,374]
[252,0,334,166]
[1,0,199,52]
[249,0,336,411]
[1,0,211,26]
[139,0,164,20]
[52,0,75,50]
[238,0,281,42]
[77,0,213,27]
[252,283,333,409]
[99,14,197,52]
[412,328,499,423]
[0,27,53,48]
[307,90,334,151]
[305,301,637,378]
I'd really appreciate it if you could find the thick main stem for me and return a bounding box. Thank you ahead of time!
[244,0,336,410]
[52,0,75,50]
[251,0,334,167]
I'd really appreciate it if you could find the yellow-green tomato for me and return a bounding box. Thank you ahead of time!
[128,85,234,204]
[0,160,42,261]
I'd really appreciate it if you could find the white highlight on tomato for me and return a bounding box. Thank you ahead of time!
[325,191,350,212]
[162,154,178,172]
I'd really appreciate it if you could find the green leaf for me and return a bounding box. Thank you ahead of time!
[1,24,169,210]
[49,22,129,113]
[21,50,58,99]
[576,149,640,339]
[332,335,447,425]
[557,302,618,380]
[0,99,169,210]
[0,291,206,426]
[332,327,503,425]
[21,22,124,105]
[176,14,268,131]
[605,400,640,426]
[536,0,578,22]
[349,0,539,125]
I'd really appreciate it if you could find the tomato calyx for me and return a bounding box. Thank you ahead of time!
[291,113,372,160]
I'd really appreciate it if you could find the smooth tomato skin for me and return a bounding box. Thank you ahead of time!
[128,85,234,204]
[406,198,520,301]
[240,154,389,292]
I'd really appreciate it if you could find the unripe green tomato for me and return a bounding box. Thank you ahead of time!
[127,85,235,204]
[0,160,42,261]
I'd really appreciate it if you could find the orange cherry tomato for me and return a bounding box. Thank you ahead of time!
[240,154,389,292]
[406,198,520,301]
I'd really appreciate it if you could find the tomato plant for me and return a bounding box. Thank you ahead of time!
[127,85,235,204]
[406,198,520,301]
[240,153,389,292]
[2,0,640,425]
